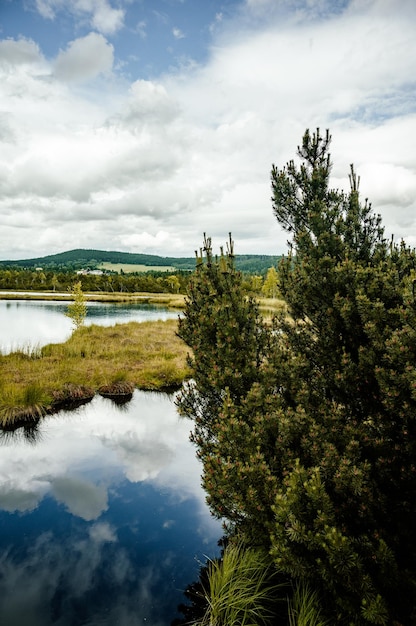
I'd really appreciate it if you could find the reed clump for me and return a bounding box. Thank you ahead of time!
[0,319,190,427]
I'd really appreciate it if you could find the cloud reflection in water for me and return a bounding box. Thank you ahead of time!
[0,391,220,625]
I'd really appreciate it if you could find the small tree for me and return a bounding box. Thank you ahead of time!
[262,266,279,298]
[166,275,181,293]
[66,281,87,330]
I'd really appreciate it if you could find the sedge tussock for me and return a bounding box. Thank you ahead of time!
[198,540,287,626]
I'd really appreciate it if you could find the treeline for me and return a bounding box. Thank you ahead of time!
[0,248,281,274]
[0,267,281,296]
[0,268,189,294]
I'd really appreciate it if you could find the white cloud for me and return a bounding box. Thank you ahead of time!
[90,0,125,34]
[54,32,114,82]
[89,521,118,543]
[0,484,43,513]
[0,392,212,519]
[0,530,156,624]
[119,79,180,126]
[136,20,147,39]
[35,0,59,20]
[35,0,125,35]
[153,10,169,25]
[172,27,185,39]
[0,37,43,67]
[99,428,174,482]
[1,0,416,258]
[120,231,183,253]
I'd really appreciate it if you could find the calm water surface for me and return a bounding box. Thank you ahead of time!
[0,392,220,625]
[0,300,220,624]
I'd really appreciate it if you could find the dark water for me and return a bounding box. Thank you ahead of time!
[0,392,220,625]
[0,299,180,354]
[0,300,220,624]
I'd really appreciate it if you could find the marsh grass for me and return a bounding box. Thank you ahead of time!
[0,381,50,426]
[257,297,287,322]
[0,319,190,426]
[288,583,330,626]
[0,290,187,307]
[197,541,287,626]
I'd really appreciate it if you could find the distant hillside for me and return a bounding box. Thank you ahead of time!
[0,248,281,274]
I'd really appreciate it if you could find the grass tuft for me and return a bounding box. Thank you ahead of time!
[0,382,51,425]
[197,540,287,626]
[288,582,330,626]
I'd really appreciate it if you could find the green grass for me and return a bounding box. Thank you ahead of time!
[257,296,287,320]
[288,583,330,626]
[196,540,287,626]
[0,381,51,426]
[0,291,286,428]
[0,319,190,426]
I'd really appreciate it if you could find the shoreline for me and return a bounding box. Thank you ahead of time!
[0,289,186,307]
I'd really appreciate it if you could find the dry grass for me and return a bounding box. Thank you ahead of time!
[0,290,186,307]
[0,319,190,426]
[257,296,287,320]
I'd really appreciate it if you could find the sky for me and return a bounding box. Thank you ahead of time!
[0,0,416,260]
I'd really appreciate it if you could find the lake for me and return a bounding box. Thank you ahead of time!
[0,300,220,625]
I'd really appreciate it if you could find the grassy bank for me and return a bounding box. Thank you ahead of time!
[0,319,190,427]
[0,290,187,307]
[0,289,286,315]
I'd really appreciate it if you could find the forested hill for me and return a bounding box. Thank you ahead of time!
[0,249,195,270]
[0,248,280,274]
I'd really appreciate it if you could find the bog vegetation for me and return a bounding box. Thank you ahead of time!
[0,319,190,427]
[177,129,416,625]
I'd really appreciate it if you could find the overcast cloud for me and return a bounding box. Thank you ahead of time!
[0,0,415,259]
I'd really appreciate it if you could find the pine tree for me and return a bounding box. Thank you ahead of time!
[269,130,416,624]
[176,234,270,509]
[178,131,416,625]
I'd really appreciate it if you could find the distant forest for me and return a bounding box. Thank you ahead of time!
[0,248,281,275]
